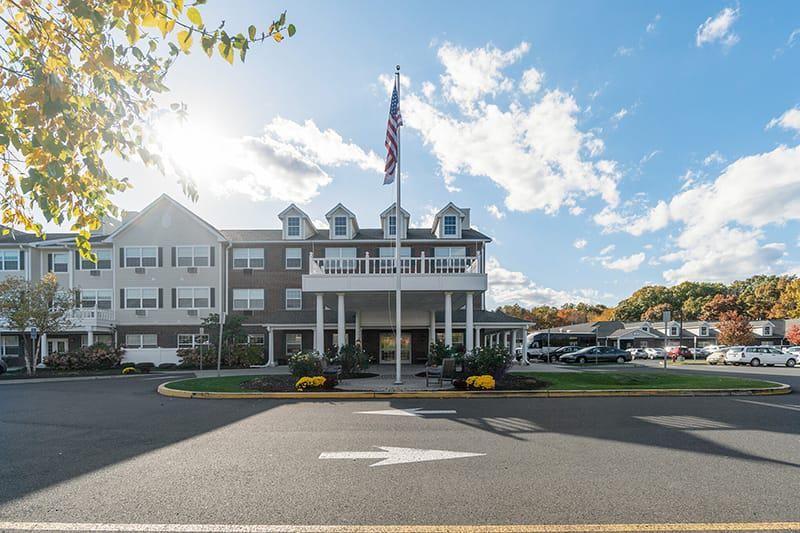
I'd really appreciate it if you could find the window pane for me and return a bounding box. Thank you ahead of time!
[142,334,157,348]
[233,258,249,268]
[125,335,140,347]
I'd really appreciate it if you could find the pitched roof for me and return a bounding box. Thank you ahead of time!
[219,227,490,242]
[103,194,225,242]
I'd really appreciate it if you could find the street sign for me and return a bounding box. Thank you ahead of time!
[30,326,38,340]
[319,446,485,467]
[354,408,456,417]
[662,310,671,323]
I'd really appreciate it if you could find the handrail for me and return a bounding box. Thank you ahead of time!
[307,256,482,275]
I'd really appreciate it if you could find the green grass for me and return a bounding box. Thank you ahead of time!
[518,371,777,391]
[164,375,259,392]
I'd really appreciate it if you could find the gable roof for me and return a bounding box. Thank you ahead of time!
[431,202,467,233]
[103,194,226,242]
[379,203,410,219]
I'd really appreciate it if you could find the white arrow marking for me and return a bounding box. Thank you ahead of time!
[319,446,484,467]
[354,408,456,417]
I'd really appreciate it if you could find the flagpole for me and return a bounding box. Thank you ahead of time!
[394,65,403,385]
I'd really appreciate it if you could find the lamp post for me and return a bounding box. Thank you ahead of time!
[662,309,671,369]
[198,327,205,372]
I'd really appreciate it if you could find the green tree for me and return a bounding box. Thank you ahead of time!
[699,294,742,321]
[0,1,294,258]
[201,312,247,352]
[0,273,74,375]
[613,285,674,322]
[641,303,673,322]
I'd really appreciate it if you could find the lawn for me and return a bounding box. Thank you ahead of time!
[519,371,777,390]
[164,375,260,392]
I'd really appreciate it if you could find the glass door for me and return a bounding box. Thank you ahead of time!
[379,332,411,364]
[47,338,69,354]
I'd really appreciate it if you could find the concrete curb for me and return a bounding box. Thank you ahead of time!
[157,380,791,400]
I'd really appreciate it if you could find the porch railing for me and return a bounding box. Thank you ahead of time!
[69,308,115,325]
[308,251,482,275]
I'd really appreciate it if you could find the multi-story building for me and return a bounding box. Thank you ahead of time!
[0,194,528,367]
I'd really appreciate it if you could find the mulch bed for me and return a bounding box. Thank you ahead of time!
[241,375,305,392]
[494,374,548,391]
[338,372,379,379]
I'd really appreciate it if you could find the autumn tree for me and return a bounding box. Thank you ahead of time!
[640,303,673,322]
[614,286,674,322]
[786,324,800,345]
[0,1,294,258]
[716,311,756,346]
[699,294,742,321]
[0,274,74,375]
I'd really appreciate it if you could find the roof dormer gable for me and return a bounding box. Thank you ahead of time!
[379,203,410,240]
[278,204,316,240]
[325,203,358,240]
[431,202,468,239]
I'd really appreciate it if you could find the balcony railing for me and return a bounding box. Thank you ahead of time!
[308,252,482,276]
[69,308,115,327]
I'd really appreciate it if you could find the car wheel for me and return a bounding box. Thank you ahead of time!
[787,358,796,368]
[577,356,587,364]
[708,361,716,365]
[750,358,760,367]
[616,356,626,364]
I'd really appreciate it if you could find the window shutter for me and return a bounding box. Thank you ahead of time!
[210,288,215,308]
[119,247,124,266]
[158,288,164,308]
[120,289,125,309]
[171,247,176,267]
[74,251,81,270]
[47,253,52,272]
[19,250,24,270]
[171,288,176,308]
[158,247,163,267]
[209,246,215,266]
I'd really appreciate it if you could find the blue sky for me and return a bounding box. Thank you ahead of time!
[108,0,800,309]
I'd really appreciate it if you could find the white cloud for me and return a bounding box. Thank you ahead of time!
[377,72,411,95]
[311,218,328,229]
[774,28,800,57]
[696,6,740,49]
[767,107,800,133]
[486,257,598,308]
[615,46,634,57]
[702,151,726,166]
[437,41,530,114]
[421,81,436,100]
[639,150,661,165]
[611,108,629,122]
[520,67,543,94]
[401,42,620,215]
[646,14,661,33]
[599,244,616,255]
[573,238,588,249]
[486,204,505,219]
[415,205,439,228]
[569,205,585,216]
[602,252,645,272]
[595,138,800,282]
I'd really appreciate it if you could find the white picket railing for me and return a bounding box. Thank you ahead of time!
[309,252,482,276]
[69,308,115,326]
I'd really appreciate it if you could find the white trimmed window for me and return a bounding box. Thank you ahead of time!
[177,333,209,349]
[333,216,347,237]
[764,326,772,336]
[285,248,302,269]
[247,334,265,345]
[388,215,397,236]
[669,326,678,336]
[80,289,112,309]
[0,250,20,271]
[81,249,112,270]
[285,289,302,310]
[125,288,158,309]
[286,333,302,355]
[50,252,69,273]
[125,334,158,348]
[233,289,264,310]
[434,246,467,271]
[700,326,708,336]
[124,247,157,268]
[324,247,356,270]
[233,248,264,269]
[287,216,301,238]
[177,287,210,309]
[1,335,20,356]
[443,215,457,236]
[177,246,210,267]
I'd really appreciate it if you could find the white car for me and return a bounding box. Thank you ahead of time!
[725,346,796,367]
[644,347,667,359]
[785,346,800,356]
[626,348,648,359]
[706,350,728,365]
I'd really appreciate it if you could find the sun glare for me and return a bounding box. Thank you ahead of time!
[153,116,227,185]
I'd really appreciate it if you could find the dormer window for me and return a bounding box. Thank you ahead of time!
[764,326,771,336]
[388,215,397,236]
[642,326,649,332]
[443,215,457,236]
[333,216,347,237]
[700,326,708,336]
[670,326,678,336]
[287,217,301,238]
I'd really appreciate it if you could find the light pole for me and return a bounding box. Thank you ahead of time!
[198,327,205,372]
[662,309,671,369]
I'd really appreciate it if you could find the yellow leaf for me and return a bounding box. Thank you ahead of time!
[141,13,158,28]
[272,32,283,43]
[218,42,233,64]
[177,31,192,52]
[186,6,202,26]
[173,0,184,12]
[126,22,139,45]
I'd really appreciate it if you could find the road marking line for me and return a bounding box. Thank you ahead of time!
[2,522,800,532]
[736,399,800,412]
[319,446,485,467]
[634,415,734,429]
[354,408,456,417]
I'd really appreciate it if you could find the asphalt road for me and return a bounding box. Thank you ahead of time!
[1,365,799,529]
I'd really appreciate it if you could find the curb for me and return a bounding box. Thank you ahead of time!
[157,380,791,400]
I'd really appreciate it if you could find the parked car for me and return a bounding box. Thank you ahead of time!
[644,347,667,359]
[706,349,729,365]
[725,346,797,367]
[546,345,582,363]
[785,346,800,356]
[668,346,693,359]
[626,348,648,360]
[0,357,6,374]
[559,346,631,364]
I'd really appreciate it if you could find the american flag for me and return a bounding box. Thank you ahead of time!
[383,81,403,185]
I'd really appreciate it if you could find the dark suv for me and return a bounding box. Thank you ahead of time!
[559,346,631,364]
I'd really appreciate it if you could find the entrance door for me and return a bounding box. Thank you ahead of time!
[47,338,68,354]
[379,332,411,364]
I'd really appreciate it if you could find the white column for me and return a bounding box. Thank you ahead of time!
[315,293,324,353]
[337,293,345,350]
[87,330,94,347]
[511,329,518,364]
[504,331,510,347]
[267,327,275,366]
[475,327,481,350]
[444,292,453,347]
[355,311,362,345]
[521,329,530,364]
[39,333,48,367]
[429,310,436,348]
[465,292,474,353]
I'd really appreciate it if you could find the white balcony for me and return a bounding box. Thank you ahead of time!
[302,252,488,293]
[69,308,115,330]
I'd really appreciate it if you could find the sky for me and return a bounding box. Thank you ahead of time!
[106,0,800,310]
